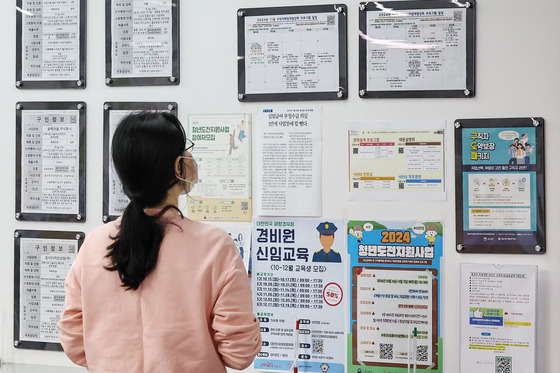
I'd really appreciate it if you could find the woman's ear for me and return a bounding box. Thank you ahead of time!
[174,156,183,178]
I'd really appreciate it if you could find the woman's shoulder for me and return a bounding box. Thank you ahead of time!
[181,219,233,242]
[80,220,120,250]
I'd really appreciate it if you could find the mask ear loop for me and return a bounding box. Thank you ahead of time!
[175,157,200,203]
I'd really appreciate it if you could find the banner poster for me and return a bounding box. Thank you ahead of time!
[252,218,346,373]
[347,220,443,373]
[456,119,545,253]
[459,263,537,373]
[186,113,252,222]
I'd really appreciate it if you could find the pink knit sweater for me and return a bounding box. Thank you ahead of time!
[58,212,261,372]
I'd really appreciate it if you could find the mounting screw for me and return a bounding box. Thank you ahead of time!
[337,90,344,98]
[76,103,84,110]
[457,244,464,251]
[16,81,22,88]
[75,233,83,240]
[16,104,22,110]
[454,121,462,128]
[15,212,22,220]
[237,10,245,17]
[14,340,20,347]
[76,213,83,221]
[463,89,471,96]
[359,4,366,11]
[76,80,84,87]
[169,76,177,83]
[535,245,542,252]
[336,6,343,13]
[465,2,472,8]
[102,215,109,223]
[105,78,113,85]
[103,103,111,110]
[359,89,366,97]
[14,231,21,238]
[532,118,540,127]
[167,104,175,111]
[238,93,245,101]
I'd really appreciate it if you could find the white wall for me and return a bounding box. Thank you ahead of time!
[1,0,559,372]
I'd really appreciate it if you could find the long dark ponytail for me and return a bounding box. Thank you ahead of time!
[106,112,186,290]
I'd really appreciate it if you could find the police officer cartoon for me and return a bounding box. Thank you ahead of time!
[312,222,341,263]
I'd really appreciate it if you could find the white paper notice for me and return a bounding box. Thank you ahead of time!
[112,0,173,78]
[460,263,537,373]
[22,0,81,81]
[245,12,339,94]
[19,238,78,343]
[256,106,322,216]
[366,8,466,91]
[21,110,80,214]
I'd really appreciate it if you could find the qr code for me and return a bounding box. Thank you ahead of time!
[495,356,512,373]
[312,339,324,354]
[327,15,335,25]
[353,182,359,189]
[399,183,404,189]
[241,201,249,211]
[353,147,359,154]
[416,345,428,362]
[380,343,393,360]
[398,147,404,154]
[454,10,463,22]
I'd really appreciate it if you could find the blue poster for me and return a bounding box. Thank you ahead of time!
[461,127,538,246]
[347,221,443,373]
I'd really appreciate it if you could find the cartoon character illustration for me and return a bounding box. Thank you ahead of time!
[349,225,364,243]
[228,129,238,155]
[229,233,244,258]
[488,178,495,187]
[320,363,330,372]
[508,144,517,165]
[524,143,533,164]
[312,222,341,263]
[515,143,526,163]
[238,119,247,142]
[520,133,529,146]
[425,224,438,247]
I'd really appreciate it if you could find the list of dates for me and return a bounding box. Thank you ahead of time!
[256,272,324,309]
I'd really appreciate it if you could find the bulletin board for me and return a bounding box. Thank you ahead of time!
[105,0,180,86]
[454,117,545,254]
[358,0,475,98]
[15,0,87,89]
[15,101,86,223]
[13,229,84,351]
[237,4,348,102]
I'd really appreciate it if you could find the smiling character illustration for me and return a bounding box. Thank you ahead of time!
[349,225,364,243]
[425,224,438,247]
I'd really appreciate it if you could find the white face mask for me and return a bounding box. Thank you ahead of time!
[176,156,198,192]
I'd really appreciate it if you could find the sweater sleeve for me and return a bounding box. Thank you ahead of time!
[57,255,87,367]
[211,256,261,370]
